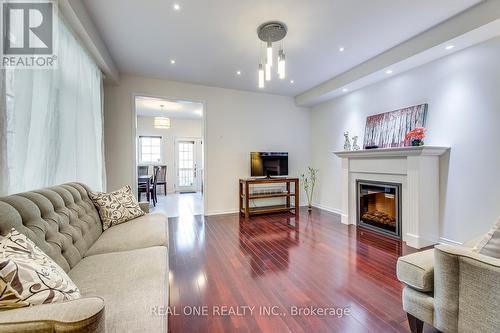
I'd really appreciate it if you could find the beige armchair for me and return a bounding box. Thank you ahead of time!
[397,242,500,333]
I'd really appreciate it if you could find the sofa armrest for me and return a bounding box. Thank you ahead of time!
[0,297,105,333]
[434,245,500,333]
[397,249,434,292]
[139,201,150,213]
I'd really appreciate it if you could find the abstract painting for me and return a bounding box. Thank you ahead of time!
[363,104,428,148]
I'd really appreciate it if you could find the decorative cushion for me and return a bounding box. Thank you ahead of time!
[89,185,145,231]
[85,212,168,257]
[473,217,500,259]
[396,249,434,292]
[0,228,81,309]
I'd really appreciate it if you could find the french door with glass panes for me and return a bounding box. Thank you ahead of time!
[175,138,202,192]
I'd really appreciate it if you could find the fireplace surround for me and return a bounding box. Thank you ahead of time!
[334,146,449,249]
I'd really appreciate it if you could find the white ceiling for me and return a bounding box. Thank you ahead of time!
[135,96,203,119]
[84,0,481,96]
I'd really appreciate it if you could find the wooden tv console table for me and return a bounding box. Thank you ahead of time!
[239,177,299,218]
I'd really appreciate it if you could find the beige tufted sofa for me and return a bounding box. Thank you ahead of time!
[0,183,169,333]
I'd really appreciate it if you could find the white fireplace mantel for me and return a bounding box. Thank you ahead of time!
[334,146,449,158]
[333,146,450,249]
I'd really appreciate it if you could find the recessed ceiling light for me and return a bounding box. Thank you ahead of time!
[173,3,180,11]
[445,45,455,50]
[170,59,176,64]
[342,88,348,92]
[385,69,393,74]
[236,71,241,75]
[290,80,294,84]
[339,47,345,52]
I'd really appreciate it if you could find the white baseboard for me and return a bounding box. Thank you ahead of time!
[205,209,239,216]
[404,232,441,249]
[405,235,463,248]
[311,203,344,216]
[439,237,463,246]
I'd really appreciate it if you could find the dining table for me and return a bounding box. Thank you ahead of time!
[138,175,153,202]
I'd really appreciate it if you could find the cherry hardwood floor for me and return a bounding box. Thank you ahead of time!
[167,208,436,333]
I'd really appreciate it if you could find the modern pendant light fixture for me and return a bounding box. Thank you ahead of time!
[154,105,170,129]
[265,61,271,81]
[257,21,287,88]
[154,117,170,129]
[266,41,273,67]
[258,63,265,88]
[278,49,285,79]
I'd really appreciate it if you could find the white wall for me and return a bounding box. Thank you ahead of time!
[136,116,202,193]
[104,75,311,215]
[310,36,500,244]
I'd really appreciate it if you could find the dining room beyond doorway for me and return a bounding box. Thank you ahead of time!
[134,95,204,217]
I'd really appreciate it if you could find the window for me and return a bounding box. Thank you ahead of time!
[139,136,162,163]
[1,16,104,194]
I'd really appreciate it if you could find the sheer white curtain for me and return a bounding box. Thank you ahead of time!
[0,69,7,194]
[0,17,105,195]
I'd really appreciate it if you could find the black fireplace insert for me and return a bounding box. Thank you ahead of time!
[356,180,402,239]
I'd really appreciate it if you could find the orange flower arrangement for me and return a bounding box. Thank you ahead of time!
[405,127,426,146]
[405,127,426,141]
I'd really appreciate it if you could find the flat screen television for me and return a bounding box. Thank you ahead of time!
[250,152,288,177]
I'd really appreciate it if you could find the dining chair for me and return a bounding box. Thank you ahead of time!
[138,167,159,207]
[156,165,167,195]
[137,177,151,203]
[138,167,159,205]
[138,165,149,177]
[150,166,160,206]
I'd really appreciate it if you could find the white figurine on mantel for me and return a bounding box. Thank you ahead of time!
[343,131,351,151]
[352,136,360,150]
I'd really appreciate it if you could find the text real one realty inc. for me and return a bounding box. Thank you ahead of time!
[151,305,351,318]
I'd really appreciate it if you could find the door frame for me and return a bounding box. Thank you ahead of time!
[174,136,202,192]
[131,93,206,214]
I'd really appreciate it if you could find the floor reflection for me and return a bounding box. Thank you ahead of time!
[238,214,300,277]
[168,207,420,332]
[355,227,403,256]
[171,214,205,253]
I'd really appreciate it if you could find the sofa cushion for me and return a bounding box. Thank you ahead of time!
[89,185,145,230]
[474,217,500,259]
[0,229,80,309]
[397,249,434,292]
[69,247,168,333]
[84,213,168,257]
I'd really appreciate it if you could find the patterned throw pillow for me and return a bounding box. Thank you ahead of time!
[0,229,81,309]
[473,217,500,259]
[89,185,145,230]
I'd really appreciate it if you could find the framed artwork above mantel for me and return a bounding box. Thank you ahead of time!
[363,104,428,148]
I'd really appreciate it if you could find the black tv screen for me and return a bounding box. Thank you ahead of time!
[251,152,288,177]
